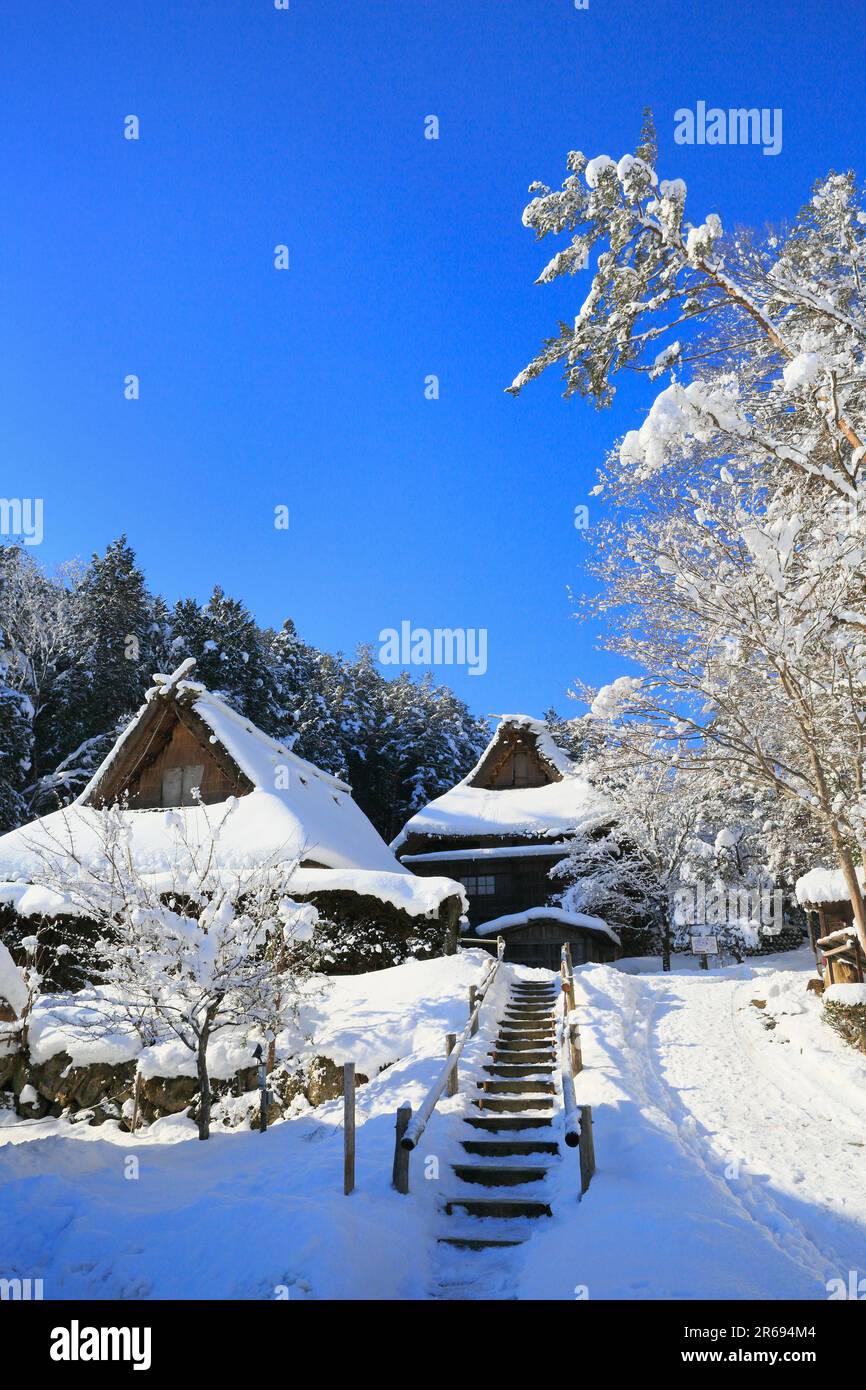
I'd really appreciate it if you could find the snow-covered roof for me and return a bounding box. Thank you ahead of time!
[471,906,619,946]
[392,714,608,849]
[401,843,570,864]
[795,865,865,907]
[0,665,464,922]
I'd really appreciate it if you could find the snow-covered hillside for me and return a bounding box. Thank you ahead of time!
[1,948,864,1300]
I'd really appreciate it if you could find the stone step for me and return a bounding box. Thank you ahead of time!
[461,1138,560,1157]
[452,1163,549,1187]
[473,1096,554,1113]
[502,1025,554,1034]
[483,1064,556,1078]
[489,1051,556,1065]
[476,1079,555,1095]
[497,1034,558,1045]
[443,1195,552,1219]
[511,988,557,998]
[437,1235,526,1251]
[506,1000,556,1010]
[465,1115,554,1132]
[502,1016,556,1026]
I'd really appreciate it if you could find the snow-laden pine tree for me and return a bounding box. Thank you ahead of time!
[0,650,33,832]
[510,115,866,955]
[169,586,282,735]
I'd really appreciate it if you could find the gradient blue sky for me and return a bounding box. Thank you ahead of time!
[1,0,864,717]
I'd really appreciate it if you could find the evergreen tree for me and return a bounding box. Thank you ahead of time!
[47,537,154,756]
[169,586,281,733]
[0,647,34,831]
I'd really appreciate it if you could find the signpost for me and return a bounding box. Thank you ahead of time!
[691,933,718,970]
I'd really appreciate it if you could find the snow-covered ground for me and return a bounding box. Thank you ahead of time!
[2,947,864,1300]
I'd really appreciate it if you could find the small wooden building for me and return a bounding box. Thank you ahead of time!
[392,714,619,970]
[795,865,866,987]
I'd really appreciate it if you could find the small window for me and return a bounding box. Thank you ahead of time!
[161,765,205,807]
[460,874,497,896]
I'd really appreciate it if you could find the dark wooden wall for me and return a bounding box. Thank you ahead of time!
[125,720,240,808]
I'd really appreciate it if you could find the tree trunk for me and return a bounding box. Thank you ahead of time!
[196,1032,211,1141]
[830,829,866,959]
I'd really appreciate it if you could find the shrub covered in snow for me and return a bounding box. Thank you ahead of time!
[822,984,866,1051]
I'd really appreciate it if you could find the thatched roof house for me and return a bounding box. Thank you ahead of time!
[0,662,465,975]
[392,714,619,969]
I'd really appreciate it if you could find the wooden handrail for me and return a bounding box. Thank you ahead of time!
[400,937,504,1154]
[559,943,595,1195]
[560,983,581,1150]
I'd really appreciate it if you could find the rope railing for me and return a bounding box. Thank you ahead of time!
[392,936,505,1194]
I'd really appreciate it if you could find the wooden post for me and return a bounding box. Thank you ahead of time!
[570,1021,583,1076]
[446,1033,458,1096]
[469,986,478,1036]
[578,1105,595,1197]
[392,1103,412,1194]
[258,1058,268,1133]
[343,1063,355,1196]
[130,1072,141,1135]
[564,942,574,975]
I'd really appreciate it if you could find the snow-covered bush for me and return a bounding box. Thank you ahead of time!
[822,984,866,1052]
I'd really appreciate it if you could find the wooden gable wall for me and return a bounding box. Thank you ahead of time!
[472,727,559,791]
[87,698,252,810]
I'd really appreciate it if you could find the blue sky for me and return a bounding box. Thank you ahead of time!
[1,0,864,718]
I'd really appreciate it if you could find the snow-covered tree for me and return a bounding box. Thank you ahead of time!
[169,586,281,735]
[29,801,316,1139]
[510,118,866,955]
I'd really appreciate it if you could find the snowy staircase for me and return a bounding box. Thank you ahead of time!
[438,978,560,1251]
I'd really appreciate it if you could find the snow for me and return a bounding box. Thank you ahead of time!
[783,351,822,392]
[27,990,142,1068]
[289,866,467,918]
[0,951,507,1300]
[589,675,643,722]
[796,864,865,905]
[402,843,569,864]
[824,983,866,1006]
[473,905,619,946]
[4,948,865,1300]
[392,714,607,847]
[514,949,866,1300]
[0,940,27,1015]
[584,154,615,189]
